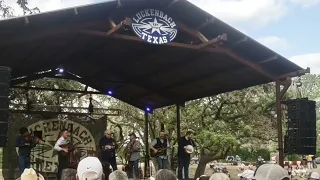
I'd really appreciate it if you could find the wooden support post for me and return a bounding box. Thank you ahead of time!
[276,78,292,167]
[144,111,150,178]
[176,104,181,139]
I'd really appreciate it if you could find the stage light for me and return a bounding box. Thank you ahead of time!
[107,90,113,95]
[56,68,64,74]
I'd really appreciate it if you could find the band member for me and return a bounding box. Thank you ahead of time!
[16,127,40,174]
[99,129,118,170]
[53,129,70,180]
[177,130,195,180]
[125,132,140,179]
[150,131,170,169]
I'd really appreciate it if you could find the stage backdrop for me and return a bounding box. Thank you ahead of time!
[2,115,107,178]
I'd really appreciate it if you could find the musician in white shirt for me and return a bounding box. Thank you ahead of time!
[54,129,70,180]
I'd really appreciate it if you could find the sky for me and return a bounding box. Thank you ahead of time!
[4,0,320,74]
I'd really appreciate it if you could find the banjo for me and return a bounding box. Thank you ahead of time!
[185,145,194,154]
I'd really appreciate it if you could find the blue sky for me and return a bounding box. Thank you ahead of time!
[5,0,320,73]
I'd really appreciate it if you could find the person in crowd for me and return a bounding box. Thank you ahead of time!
[150,131,170,170]
[77,156,104,180]
[312,155,317,168]
[53,129,71,180]
[177,130,195,180]
[20,168,45,180]
[99,129,118,171]
[307,155,314,169]
[309,172,320,180]
[209,173,230,180]
[109,170,128,180]
[61,168,77,180]
[16,127,40,175]
[125,132,141,179]
[252,163,290,180]
[155,169,177,180]
[237,169,254,180]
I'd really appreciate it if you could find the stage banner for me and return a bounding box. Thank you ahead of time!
[2,116,106,176]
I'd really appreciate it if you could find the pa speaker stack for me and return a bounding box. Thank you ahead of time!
[284,98,316,155]
[0,67,11,147]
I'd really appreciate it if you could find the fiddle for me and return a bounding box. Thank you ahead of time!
[23,134,40,144]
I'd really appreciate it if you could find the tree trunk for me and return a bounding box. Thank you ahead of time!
[193,155,222,179]
[193,148,231,180]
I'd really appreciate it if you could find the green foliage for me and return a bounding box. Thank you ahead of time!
[196,130,237,154]
[287,154,301,161]
[233,147,271,162]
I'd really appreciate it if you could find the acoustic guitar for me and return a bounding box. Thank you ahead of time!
[150,147,168,157]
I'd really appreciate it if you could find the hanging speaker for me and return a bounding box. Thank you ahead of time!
[0,66,11,147]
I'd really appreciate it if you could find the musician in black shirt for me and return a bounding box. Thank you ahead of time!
[99,129,118,171]
[177,130,195,180]
[16,127,39,175]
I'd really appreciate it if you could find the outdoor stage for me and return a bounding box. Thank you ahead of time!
[0,0,310,179]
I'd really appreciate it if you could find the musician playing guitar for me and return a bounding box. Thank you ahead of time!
[150,131,170,170]
[177,130,195,180]
[53,129,70,180]
[99,129,118,171]
[125,132,140,180]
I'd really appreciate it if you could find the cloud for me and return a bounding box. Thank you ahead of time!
[289,0,320,8]
[290,53,320,74]
[256,36,289,51]
[189,0,288,28]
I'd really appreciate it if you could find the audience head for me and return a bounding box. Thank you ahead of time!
[21,168,44,180]
[155,169,176,180]
[238,170,254,180]
[309,172,320,180]
[209,173,230,180]
[77,157,104,180]
[109,170,128,180]
[61,168,77,180]
[253,164,289,180]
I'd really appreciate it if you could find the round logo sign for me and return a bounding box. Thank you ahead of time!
[16,119,96,172]
[131,9,178,44]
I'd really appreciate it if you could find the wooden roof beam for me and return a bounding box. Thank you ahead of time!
[197,34,227,49]
[78,26,275,80]
[277,68,310,80]
[177,22,208,42]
